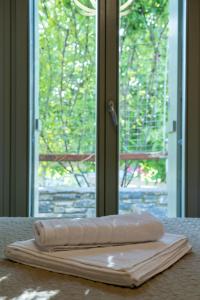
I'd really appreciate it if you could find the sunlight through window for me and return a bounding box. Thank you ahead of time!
[0,275,9,283]
[11,289,59,300]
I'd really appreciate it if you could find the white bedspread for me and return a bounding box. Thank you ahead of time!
[5,233,191,287]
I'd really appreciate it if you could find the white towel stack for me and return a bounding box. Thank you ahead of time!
[5,212,191,287]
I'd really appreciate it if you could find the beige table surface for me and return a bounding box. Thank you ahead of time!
[0,217,199,300]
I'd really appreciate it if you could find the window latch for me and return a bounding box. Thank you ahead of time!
[108,101,118,126]
[168,120,176,133]
[35,119,41,131]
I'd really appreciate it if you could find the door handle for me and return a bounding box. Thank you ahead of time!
[108,100,118,126]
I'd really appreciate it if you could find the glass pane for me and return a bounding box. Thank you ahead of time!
[34,0,97,218]
[119,0,181,218]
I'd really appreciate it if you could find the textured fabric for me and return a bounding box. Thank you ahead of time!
[5,233,191,287]
[0,217,199,299]
[33,212,164,251]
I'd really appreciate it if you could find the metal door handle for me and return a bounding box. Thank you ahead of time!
[108,101,118,126]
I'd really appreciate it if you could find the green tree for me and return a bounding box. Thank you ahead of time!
[38,0,169,187]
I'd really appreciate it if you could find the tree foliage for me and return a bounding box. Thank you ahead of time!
[38,0,169,187]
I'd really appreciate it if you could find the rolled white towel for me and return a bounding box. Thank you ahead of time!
[33,212,164,251]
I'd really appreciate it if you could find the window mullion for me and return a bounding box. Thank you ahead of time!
[104,0,119,215]
[96,0,106,216]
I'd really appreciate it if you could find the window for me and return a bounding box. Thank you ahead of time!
[30,0,186,218]
[3,0,200,218]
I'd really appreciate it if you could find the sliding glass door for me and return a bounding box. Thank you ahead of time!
[118,0,184,218]
[119,1,169,217]
[31,0,185,218]
[32,0,97,217]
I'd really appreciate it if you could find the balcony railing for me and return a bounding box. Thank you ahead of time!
[39,152,167,162]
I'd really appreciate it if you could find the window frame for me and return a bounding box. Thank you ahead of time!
[185,0,200,217]
[1,0,199,217]
[0,0,29,216]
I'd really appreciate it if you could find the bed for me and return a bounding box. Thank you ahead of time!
[0,217,199,300]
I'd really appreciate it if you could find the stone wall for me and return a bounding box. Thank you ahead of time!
[38,187,168,218]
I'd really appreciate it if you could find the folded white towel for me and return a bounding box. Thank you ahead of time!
[33,212,164,251]
[5,233,191,287]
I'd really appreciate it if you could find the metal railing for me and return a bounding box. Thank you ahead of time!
[39,152,167,162]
